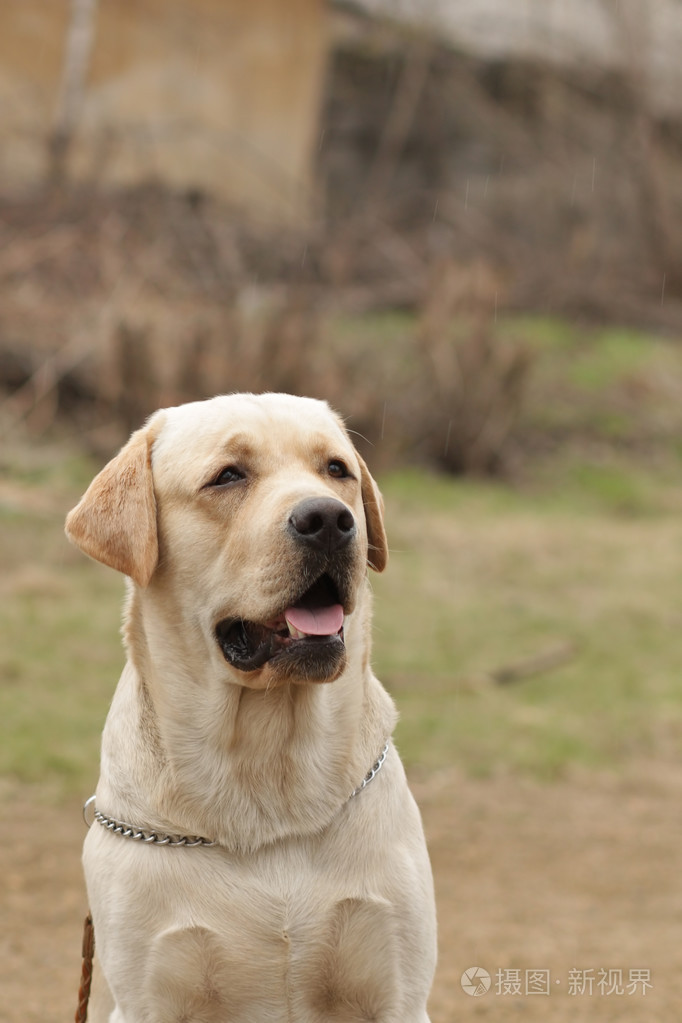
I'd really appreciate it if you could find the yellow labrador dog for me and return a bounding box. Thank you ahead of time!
[66,393,436,1023]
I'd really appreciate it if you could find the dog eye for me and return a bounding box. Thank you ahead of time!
[328,460,349,479]
[211,466,244,486]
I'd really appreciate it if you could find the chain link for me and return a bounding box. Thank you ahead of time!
[349,741,389,798]
[91,808,216,847]
[84,741,390,846]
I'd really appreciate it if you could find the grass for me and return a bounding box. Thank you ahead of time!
[3,317,682,794]
[511,316,682,447]
[0,444,124,797]
[374,463,682,777]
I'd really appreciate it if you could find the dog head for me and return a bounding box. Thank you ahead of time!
[65,394,388,689]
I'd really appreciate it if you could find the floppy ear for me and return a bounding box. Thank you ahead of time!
[357,454,388,573]
[65,426,158,587]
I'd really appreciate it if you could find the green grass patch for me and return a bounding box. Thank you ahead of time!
[0,561,123,794]
[0,449,124,797]
[501,316,682,450]
[374,465,682,778]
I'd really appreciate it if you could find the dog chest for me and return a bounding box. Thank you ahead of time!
[85,828,430,1022]
[144,893,402,1022]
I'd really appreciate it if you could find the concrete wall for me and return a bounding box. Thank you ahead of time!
[0,0,327,221]
[351,0,682,117]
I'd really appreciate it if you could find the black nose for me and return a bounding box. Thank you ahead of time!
[288,498,356,554]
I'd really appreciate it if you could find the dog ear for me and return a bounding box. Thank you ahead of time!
[65,426,158,587]
[357,454,388,573]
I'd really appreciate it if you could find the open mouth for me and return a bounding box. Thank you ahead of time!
[215,574,347,678]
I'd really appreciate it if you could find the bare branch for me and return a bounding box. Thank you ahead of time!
[48,0,99,183]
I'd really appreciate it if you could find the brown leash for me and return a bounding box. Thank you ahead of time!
[74,913,95,1023]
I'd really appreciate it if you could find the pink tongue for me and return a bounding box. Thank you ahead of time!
[285,604,344,637]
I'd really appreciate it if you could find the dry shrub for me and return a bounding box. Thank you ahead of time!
[0,189,530,474]
[245,291,390,466]
[417,259,534,475]
[92,292,326,442]
[1,260,533,478]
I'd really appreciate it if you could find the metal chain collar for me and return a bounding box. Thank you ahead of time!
[84,741,390,847]
[349,741,389,798]
[83,798,216,847]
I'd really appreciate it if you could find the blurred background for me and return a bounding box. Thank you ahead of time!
[3,1,682,1020]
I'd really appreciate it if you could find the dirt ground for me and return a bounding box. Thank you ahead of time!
[2,765,680,1023]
